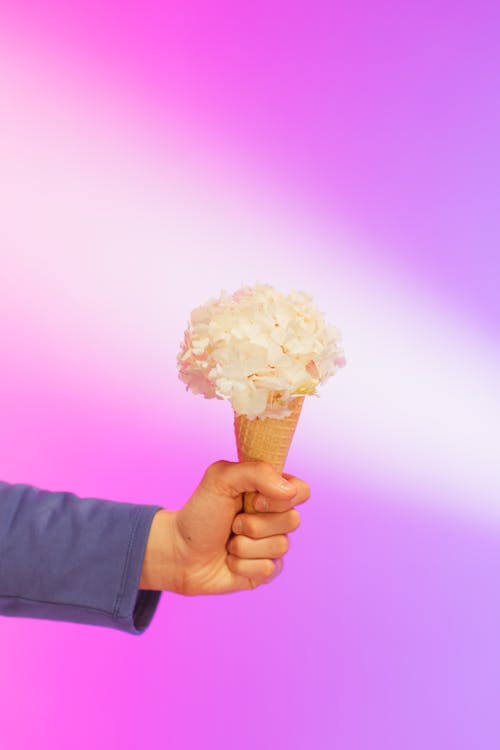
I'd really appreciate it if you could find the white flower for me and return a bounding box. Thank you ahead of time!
[177,282,345,419]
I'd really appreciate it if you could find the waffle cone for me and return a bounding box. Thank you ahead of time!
[234,395,305,513]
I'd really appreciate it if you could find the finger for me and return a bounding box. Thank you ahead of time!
[227,533,290,559]
[205,460,299,503]
[232,509,301,538]
[250,490,310,513]
[226,554,282,587]
[248,474,311,513]
[282,474,311,504]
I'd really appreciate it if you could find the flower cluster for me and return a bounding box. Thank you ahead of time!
[177,282,345,419]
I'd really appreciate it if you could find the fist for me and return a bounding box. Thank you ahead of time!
[140,460,311,595]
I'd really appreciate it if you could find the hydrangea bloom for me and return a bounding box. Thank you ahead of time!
[177,282,345,419]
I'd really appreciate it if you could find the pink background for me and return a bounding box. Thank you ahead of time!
[1,2,499,748]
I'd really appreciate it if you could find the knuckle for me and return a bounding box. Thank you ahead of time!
[277,535,289,555]
[262,560,275,578]
[245,516,260,538]
[231,535,245,556]
[289,509,301,530]
[205,461,240,499]
[203,462,219,483]
[288,475,310,502]
[206,460,230,477]
[230,554,244,574]
[242,537,253,556]
[233,516,245,535]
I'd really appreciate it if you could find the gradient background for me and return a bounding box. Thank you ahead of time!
[1,2,499,748]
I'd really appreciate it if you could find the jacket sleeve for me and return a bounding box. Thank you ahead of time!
[0,480,163,635]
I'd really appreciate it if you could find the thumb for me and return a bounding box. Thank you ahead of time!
[176,460,297,552]
[204,460,297,503]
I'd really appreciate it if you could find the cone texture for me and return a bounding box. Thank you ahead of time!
[234,396,305,513]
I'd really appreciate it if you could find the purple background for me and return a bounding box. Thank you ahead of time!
[1,2,499,748]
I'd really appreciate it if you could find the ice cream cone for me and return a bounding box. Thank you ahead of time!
[234,395,305,513]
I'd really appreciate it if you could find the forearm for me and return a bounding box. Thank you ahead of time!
[0,480,163,634]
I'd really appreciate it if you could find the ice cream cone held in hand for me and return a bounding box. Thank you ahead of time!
[234,392,305,512]
[177,282,345,513]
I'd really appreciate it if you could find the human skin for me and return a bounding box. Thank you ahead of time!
[139,460,310,595]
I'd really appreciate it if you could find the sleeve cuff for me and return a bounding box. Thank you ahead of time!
[112,503,163,635]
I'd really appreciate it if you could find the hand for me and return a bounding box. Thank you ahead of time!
[139,460,310,595]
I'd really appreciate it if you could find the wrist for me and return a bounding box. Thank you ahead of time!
[139,509,181,592]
